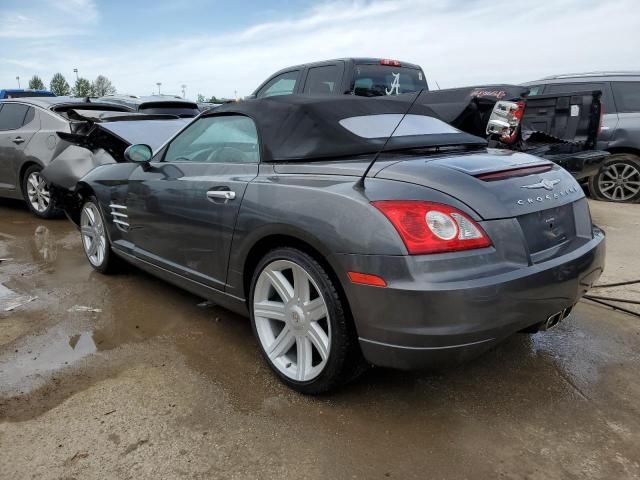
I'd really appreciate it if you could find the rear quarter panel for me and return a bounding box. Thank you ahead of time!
[225,166,478,298]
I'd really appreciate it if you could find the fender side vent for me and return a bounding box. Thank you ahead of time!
[109,203,129,231]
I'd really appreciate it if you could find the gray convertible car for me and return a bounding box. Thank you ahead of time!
[48,95,605,393]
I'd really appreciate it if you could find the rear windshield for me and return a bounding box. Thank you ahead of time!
[352,65,428,97]
[339,114,461,138]
[139,103,199,117]
[4,91,55,99]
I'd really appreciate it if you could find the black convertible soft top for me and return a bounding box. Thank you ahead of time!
[207,95,486,162]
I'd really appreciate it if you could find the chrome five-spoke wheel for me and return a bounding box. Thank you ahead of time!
[80,202,107,268]
[253,259,331,382]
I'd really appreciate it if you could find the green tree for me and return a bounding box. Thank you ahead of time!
[72,77,92,97]
[49,73,71,96]
[28,75,45,90]
[196,93,206,103]
[91,75,116,97]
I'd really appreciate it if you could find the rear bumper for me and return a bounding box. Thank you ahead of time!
[336,227,605,370]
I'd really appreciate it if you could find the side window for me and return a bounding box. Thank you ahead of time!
[164,115,259,164]
[0,103,30,131]
[23,107,35,126]
[611,82,640,113]
[303,65,341,94]
[527,85,543,96]
[256,71,299,98]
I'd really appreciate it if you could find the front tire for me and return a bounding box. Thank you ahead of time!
[22,165,59,219]
[250,247,363,394]
[589,154,640,203]
[80,197,118,274]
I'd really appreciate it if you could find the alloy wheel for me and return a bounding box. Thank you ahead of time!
[80,203,107,267]
[26,171,51,213]
[253,259,331,382]
[597,162,640,202]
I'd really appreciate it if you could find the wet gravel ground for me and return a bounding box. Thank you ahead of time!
[1,198,639,480]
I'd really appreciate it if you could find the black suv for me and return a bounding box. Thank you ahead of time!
[524,72,640,203]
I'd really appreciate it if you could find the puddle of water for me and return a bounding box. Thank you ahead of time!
[0,329,97,395]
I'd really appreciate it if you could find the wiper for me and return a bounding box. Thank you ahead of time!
[355,88,425,190]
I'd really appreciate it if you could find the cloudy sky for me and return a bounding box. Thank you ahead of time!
[1,0,638,98]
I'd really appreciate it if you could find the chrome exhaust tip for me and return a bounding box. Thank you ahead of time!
[542,312,562,331]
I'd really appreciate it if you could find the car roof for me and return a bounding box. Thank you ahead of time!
[0,96,115,108]
[524,71,640,84]
[204,94,484,162]
[1,89,53,93]
[96,94,197,106]
[267,57,423,74]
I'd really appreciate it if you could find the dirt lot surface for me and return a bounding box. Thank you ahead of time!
[1,197,639,480]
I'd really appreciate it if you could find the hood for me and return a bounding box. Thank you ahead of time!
[374,149,584,220]
[43,118,188,191]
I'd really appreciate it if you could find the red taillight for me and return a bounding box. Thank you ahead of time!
[372,201,492,255]
[380,59,401,67]
[475,164,552,181]
[347,272,387,287]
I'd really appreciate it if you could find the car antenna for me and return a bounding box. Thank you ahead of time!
[355,88,424,191]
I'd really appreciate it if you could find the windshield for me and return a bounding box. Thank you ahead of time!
[352,65,428,97]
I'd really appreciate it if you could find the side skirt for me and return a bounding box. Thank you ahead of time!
[112,247,249,317]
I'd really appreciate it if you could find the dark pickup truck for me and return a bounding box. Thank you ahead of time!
[253,58,608,191]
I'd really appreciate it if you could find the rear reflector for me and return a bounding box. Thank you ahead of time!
[475,165,552,181]
[348,271,387,287]
[380,59,402,67]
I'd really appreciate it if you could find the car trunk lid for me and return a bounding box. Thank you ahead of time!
[374,150,587,260]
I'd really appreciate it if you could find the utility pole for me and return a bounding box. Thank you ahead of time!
[156,82,162,95]
[73,68,79,80]
[234,90,238,101]
[16,76,20,88]
[181,84,187,98]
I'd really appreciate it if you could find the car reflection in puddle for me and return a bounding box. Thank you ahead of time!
[32,225,57,263]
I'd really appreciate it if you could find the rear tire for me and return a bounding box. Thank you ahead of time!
[249,247,364,394]
[22,164,60,219]
[588,154,640,203]
[80,197,119,274]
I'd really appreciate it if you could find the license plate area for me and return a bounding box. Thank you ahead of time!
[518,203,576,254]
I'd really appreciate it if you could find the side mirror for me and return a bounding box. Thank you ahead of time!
[124,144,153,163]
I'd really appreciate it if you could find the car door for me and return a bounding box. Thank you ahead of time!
[610,81,640,148]
[0,103,38,193]
[300,63,345,95]
[255,70,301,98]
[125,114,260,291]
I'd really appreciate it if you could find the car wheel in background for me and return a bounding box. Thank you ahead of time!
[80,197,118,274]
[589,154,640,203]
[22,164,60,218]
[250,247,364,394]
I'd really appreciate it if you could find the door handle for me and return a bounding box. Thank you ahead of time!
[207,190,236,201]
[12,137,24,144]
